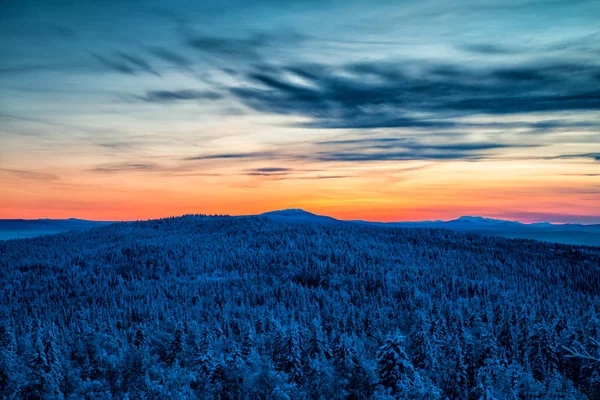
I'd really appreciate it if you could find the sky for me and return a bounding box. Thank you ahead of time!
[1,0,599,223]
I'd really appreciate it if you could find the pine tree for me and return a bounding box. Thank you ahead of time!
[307,319,330,360]
[42,327,63,396]
[376,335,415,395]
[282,327,303,384]
[241,330,253,360]
[166,325,185,365]
[333,334,355,372]
[24,327,64,399]
[0,324,18,394]
[132,327,145,347]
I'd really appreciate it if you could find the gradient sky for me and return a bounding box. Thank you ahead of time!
[1,0,599,223]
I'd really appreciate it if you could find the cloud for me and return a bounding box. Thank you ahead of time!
[183,151,277,161]
[91,51,160,76]
[316,138,529,152]
[186,35,264,59]
[286,175,348,180]
[461,43,522,55]
[246,167,292,176]
[244,166,350,180]
[310,136,538,162]
[91,161,230,175]
[180,137,535,165]
[311,151,483,162]
[547,153,600,161]
[0,63,87,75]
[148,46,192,69]
[138,90,223,102]
[95,141,141,150]
[229,60,600,130]
[184,31,305,62]
[0,168,59,181]
[91,162,160,173]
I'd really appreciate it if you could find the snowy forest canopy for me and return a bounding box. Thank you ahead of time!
[1,215,599,399]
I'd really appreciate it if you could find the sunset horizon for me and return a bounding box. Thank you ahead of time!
[2,0,599,225]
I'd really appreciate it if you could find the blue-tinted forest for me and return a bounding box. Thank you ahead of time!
[1,215,599,399]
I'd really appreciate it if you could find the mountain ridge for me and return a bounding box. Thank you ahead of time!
[262,209,600,246]
[1,210,599,245]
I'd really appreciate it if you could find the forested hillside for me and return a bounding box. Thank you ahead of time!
[1,215,599,399]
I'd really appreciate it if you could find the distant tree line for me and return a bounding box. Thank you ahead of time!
[1,215,599,399]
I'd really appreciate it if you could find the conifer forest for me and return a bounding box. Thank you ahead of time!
[1,215,599,399]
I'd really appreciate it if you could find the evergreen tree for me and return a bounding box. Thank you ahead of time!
[376,335,415,395]
[24,327,64,399]
[0,324,18,394]
[166,325,185,365]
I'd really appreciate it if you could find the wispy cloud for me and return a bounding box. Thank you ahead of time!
[90,51,160,76]
[547,153,600,161]
[245,167,292,176]
[91,162,161,173]
[229,60,600,130]
[138,89,223,102]
[148,46,193,69]
[461,43,523,55]
[310,137,538,162]
[184,31,305,62]
[180,137,536,165]
[0,168,60,181]
[183,151,278,161]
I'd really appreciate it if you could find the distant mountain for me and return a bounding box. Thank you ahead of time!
[0,218,113,241]
[264,209,600,246]
[261,209,346,225]
[2,210,599,246]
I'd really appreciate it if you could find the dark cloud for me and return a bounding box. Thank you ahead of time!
[312,151,483,162]
[184,31,305,61]
[229,60,600,130]
[182,138,535,165]
[403,142,534,152]
[250,167,291,173]
[526,120,600,133]
[547,153,600,161]
[317,137,407,148]
[91,162,160,173]
[316,138,530,152]
[116,52,160,76]
[186,35,264,59]
[138,90,223,102]
[91,51,159,76]
[148,46,192,68]
[245,167,295,177]
[183,151,277,161]
[461,43,522,55]
[311,136,538,163]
